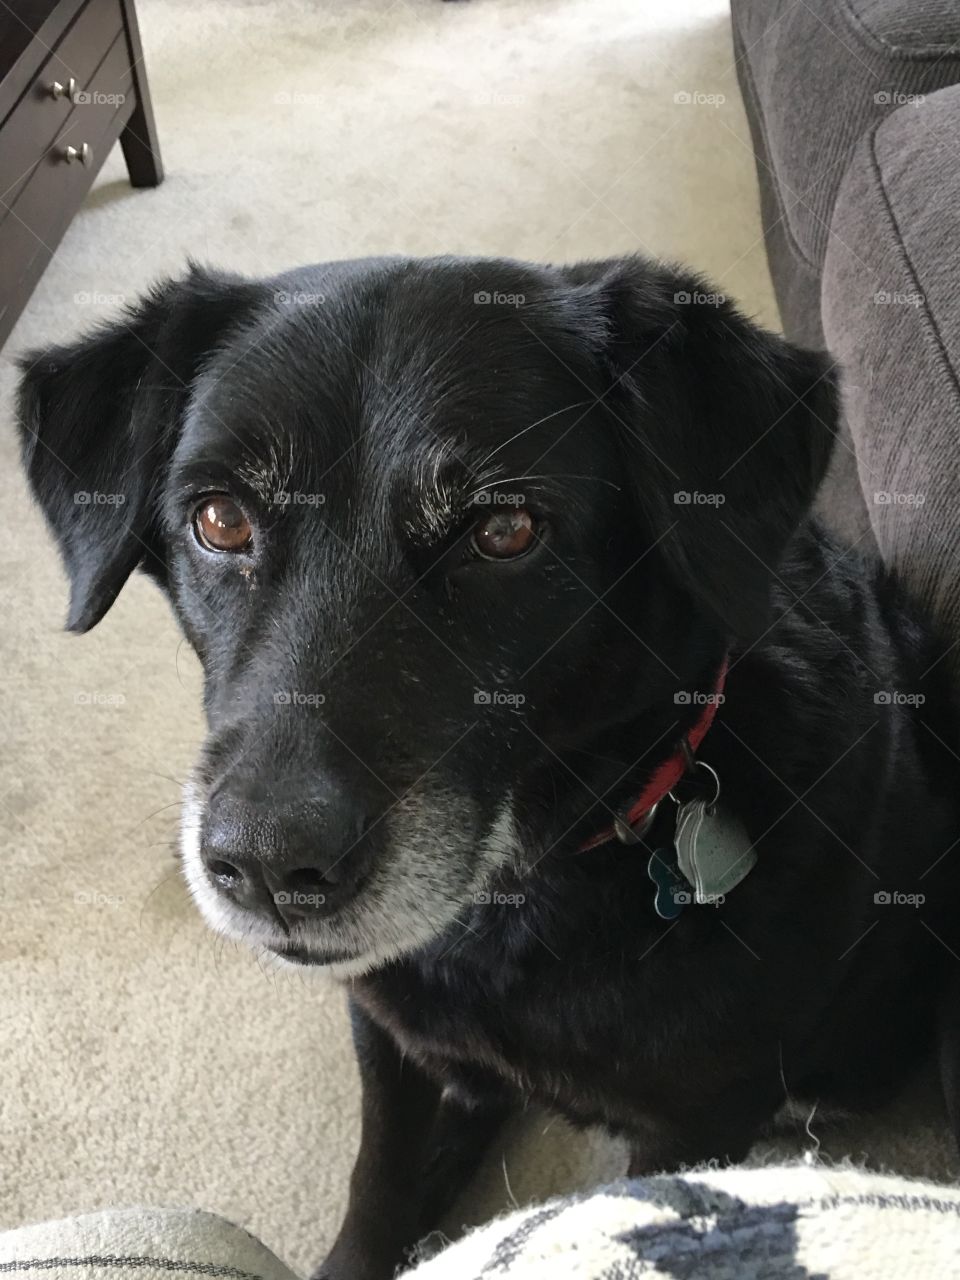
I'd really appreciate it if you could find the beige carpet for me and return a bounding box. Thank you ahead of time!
[1,1,956,1275]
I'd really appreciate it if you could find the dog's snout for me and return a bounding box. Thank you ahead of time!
[199,780,377,923]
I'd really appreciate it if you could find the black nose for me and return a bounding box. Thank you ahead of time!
[200,779,376,923]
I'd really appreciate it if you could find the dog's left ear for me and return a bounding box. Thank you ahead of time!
[561,257,838,639]
[17,266,259,633]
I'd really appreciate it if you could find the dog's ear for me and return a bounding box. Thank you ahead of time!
[17,266,259,633]
[561,257,838,639]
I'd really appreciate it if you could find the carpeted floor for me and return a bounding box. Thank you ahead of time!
[1,1,956,1275]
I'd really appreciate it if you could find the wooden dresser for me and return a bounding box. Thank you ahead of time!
[0,0,162,347]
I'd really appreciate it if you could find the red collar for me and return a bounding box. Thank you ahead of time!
[579,659,728,852]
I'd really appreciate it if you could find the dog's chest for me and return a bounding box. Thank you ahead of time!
[355,945,722,1127]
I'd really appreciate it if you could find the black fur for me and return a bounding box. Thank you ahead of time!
[16,255,960,1280]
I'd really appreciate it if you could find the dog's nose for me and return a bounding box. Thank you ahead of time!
[200,782,376,922]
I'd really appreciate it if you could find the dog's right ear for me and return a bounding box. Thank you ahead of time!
[17,267,259,633]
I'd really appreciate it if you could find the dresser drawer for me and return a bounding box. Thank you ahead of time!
[0,0,124,208]
[0,0,161,351]
[0,28,134,298]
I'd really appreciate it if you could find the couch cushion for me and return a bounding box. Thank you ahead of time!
[732,0,960,345]
[851,0,960,53]
[822,83,960,667]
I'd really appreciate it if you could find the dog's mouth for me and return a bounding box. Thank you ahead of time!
[270,941,358,967]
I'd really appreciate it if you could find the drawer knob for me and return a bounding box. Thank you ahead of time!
[62,143,93,167]
[49,77,77,102]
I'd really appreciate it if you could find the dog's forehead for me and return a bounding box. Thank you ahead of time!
[257,258,570,414]
[184,260,594,513]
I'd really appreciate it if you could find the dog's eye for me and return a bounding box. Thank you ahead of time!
[471,507,537,560]
[193,496,253,553]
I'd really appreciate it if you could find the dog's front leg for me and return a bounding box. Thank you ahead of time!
[314,999,509,1280]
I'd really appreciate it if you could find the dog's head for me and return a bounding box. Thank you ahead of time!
[17,255,835,973]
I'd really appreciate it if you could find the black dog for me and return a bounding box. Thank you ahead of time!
[17,255,960,1280]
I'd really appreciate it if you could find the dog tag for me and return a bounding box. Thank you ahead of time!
[647,847,688,920]
[674,800,756,904]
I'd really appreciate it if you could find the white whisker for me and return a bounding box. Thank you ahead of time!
[482,399,594,463]
[468,472,622,500]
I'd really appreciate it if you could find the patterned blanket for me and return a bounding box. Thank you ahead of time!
[406,1163,960,1279]
[2,1163,959,1278]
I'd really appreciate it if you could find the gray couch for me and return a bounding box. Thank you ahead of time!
[732,0,960,671]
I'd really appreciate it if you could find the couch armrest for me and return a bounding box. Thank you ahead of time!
[822,83,960,664]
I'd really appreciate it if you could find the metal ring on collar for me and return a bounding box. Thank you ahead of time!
[669,760,720,808]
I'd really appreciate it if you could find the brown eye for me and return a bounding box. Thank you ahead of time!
[193,496,253,553]
[471,506,537,560]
